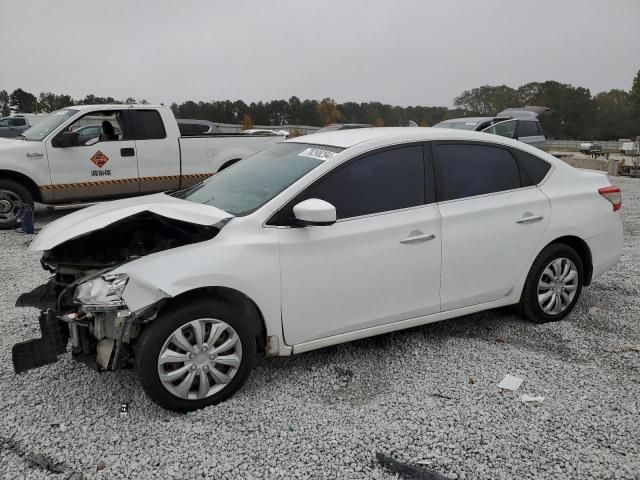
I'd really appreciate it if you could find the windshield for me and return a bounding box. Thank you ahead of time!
[21,109,77,141]
[173,142,343,216]
[433,121,478,130]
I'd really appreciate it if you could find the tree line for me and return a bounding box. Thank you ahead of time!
[2,69,639,140]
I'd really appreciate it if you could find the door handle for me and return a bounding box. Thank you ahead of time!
[120,147,135,157]
[399,233,436,244]
[516,214,544,224]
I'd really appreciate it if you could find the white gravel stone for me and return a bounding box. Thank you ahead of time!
[0,179,639,478]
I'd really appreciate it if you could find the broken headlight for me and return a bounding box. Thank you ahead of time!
[74,273,129,311]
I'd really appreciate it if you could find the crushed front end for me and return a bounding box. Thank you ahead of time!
[12,211,221,374]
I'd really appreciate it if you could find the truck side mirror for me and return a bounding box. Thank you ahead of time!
[53,131,80,148]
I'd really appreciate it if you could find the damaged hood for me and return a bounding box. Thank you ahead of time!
[30,193,233,251]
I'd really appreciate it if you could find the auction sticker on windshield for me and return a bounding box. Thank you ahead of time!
[297,147,337,161]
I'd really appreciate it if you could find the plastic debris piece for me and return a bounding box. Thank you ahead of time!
[521,394,545,403]
[497,374,523,391]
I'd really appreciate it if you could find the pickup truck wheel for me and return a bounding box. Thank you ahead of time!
[518,244,583,323]
[135,298,256,412]
[0,180,33,230]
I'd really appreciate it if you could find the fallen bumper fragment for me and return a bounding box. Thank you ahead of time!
[12,310,69,373]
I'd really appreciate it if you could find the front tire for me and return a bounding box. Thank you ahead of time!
[135,298,256,412]
[518,243,583,323]
[0,180,33,230]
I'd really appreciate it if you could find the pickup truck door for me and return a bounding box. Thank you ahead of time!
[131,109,181,193]
[46,109,140,202]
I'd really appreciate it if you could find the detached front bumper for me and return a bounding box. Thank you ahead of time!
[12,310,69,373]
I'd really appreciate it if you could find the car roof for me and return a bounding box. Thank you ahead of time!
[67,104,165,111]
[286,126,523,149]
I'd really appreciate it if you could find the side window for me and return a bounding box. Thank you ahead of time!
[61,110,125,146]
[297,146,425,220]
[518,121,539,137]
[482,119,517,138]
[435,144,521,201]
[11,118,26,126]
[514,149,551,185]
[131,110,166,140]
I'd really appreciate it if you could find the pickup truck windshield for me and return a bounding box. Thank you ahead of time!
[21,109,77,141]
[174,142,344,216]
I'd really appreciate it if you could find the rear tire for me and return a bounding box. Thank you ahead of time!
[0,179,33,230]
[134,298,256,412]
[518,243,583,324]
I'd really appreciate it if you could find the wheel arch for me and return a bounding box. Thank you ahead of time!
[0,169,42,203]
[543,235,593,286]
[161,286,268,354]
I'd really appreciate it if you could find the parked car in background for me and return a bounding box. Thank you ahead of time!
[177,119,221,135]
[315,123,371,133]
[0,105,283,229]
[432,116,509,131]
[579,142,603,155]
[434,106,548,150]
[71,124,122,145]
[0,115,31,138]
[13,127,622,411]
[241,128,289,137]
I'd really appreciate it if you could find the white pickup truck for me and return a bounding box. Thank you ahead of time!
[0,105,284,229]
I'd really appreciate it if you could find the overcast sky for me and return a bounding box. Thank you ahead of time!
[2,0,639,107]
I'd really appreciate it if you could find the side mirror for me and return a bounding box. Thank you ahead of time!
[292,198,336,226]
[52,131,79,147]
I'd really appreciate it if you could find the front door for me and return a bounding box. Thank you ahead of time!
[433,142,551,311]
[46,109,139,202]
[276,144,442,345]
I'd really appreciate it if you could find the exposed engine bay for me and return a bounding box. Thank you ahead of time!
[12,212,223,374]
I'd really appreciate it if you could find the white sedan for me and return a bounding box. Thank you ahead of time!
[14,128,623,411]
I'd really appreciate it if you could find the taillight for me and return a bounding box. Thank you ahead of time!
[598,186,621,211]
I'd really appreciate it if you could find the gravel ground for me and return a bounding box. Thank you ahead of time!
[0,178,639,480]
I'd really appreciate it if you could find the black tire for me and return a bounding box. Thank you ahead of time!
[518,243,584,324]
[134,298,256,412]
[0,179,34,230]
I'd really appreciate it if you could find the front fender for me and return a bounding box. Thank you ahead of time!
[115,223,283,345]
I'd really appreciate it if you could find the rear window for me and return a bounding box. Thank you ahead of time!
[131,110,166,140]
[518,121,540,137]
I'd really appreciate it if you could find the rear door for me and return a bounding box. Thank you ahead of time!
[434,142,551,311]
[131,109,181,193]
[515,120,546,150]
[46,109,140,202]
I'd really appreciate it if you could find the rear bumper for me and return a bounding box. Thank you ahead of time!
[586,214,623,279]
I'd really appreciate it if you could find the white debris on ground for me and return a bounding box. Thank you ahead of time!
[0,178,639,479]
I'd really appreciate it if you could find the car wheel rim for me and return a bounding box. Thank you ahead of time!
[0,189,21,224]
[537,258,578,315]
[157,318,242,400]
